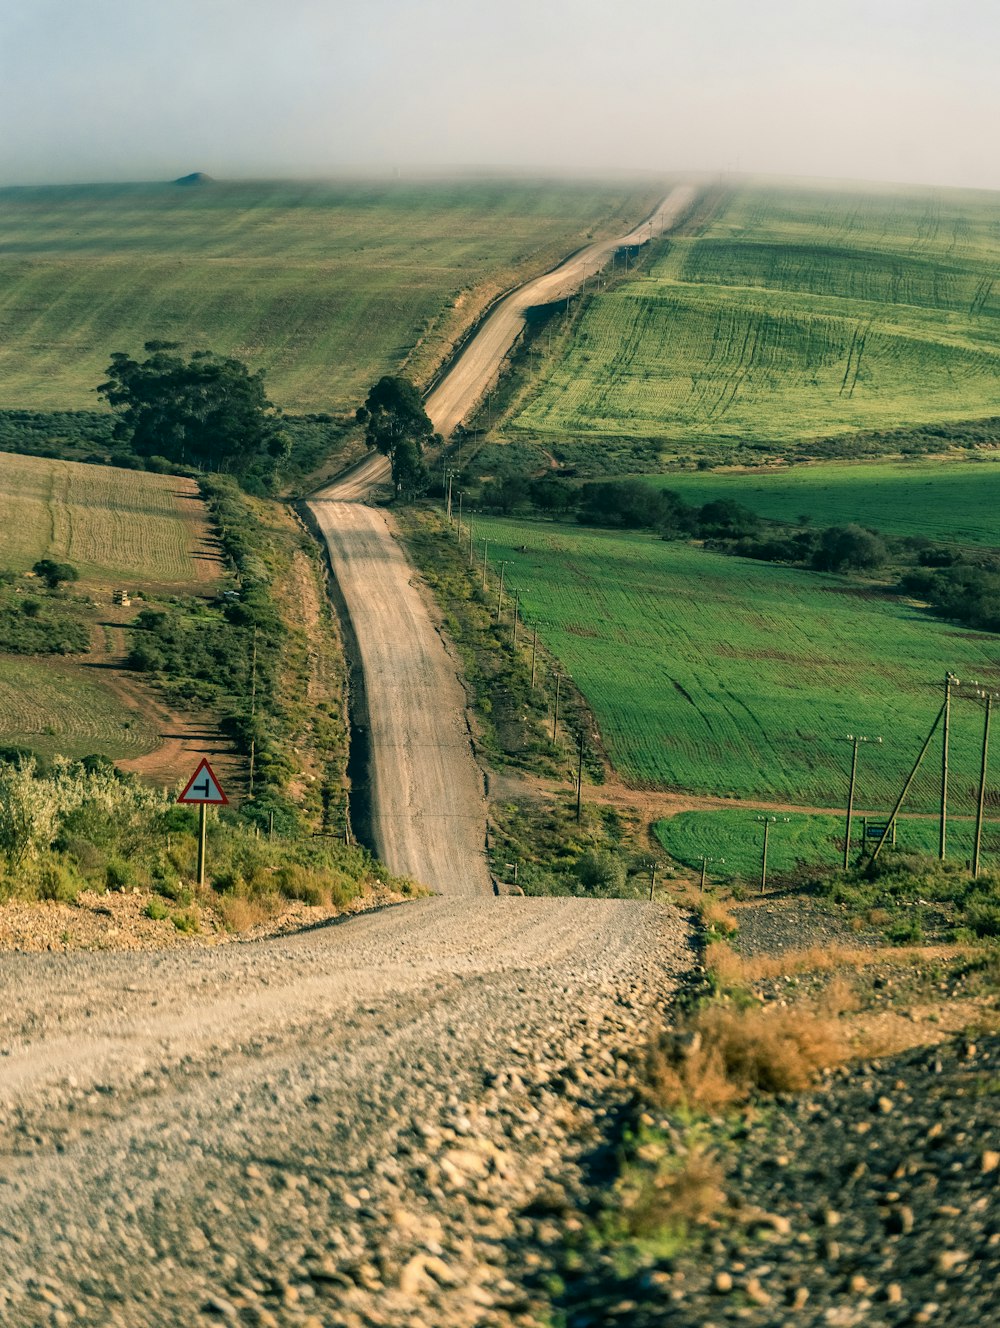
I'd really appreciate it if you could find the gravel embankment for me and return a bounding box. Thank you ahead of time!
[556,1032,1000,1328]
[0,895,690,1327]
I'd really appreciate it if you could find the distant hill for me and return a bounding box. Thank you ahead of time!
[173,172,213,185]
[0,179,656,413]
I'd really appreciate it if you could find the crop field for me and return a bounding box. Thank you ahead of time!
[645,457,1000,548]
[471,516,1000,810]
[0,179,659,413]
[0,657,159,762]
[508,183,1000,452]
[656,809,1000,880]
[0,452,214,587]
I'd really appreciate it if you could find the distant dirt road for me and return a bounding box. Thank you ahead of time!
[309,500,492,895]
[424,183,697,438]
[309,185,698,893]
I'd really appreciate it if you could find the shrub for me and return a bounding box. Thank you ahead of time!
[144,897,169,921]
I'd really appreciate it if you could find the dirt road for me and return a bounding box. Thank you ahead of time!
[0,898,688,1326]
[424,183,697,437]
[0,191,699,1327]
[309,500,492,895]
[308,185,697,893]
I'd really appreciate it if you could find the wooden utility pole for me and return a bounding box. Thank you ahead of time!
[496,561,509,620]
[973,694,993,878]
[481,538,489,591]
[844,734,880,869]
[575,729,585,821]
[512,590,519,647]
[760,817,771,895]
[941,672,955,860]
[530,628,538,689]
[552,673,563,742]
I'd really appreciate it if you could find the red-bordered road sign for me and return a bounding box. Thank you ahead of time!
[177,758,229,806]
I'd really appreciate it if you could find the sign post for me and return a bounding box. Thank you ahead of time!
[177,759,229,886]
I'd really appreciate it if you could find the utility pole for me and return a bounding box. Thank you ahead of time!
[552,673,563,743]
[844,734,881,869]
[511,590,519,647]
[530,627,538,689]
[756,816,788,894]
[648,862,656,901]
[941,672,957,860]
[481,538,489,591]
[456,489,463,536]
[250,626,258,718]
[575,729,585,822]
[973,691,994,878]
[496,560,509,620]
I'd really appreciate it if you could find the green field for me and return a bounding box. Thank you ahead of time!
[0,179,659,413]
[472,516,1000,810]
[645,457,1000,548]
[656,809,1000,880]
[508,183,1000,452]
[0,451,211,587]
[0,657,158,761]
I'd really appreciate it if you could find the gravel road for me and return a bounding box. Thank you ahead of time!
[0,193,698,1326]
[0,898,689,1327]
[424,184,697,438]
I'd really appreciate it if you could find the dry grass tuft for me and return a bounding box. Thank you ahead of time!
[622,1146,727,1237]
[704,939,749,990]
[699,897,739,936]
[216,895,274,933]
[646,1003,851,1113]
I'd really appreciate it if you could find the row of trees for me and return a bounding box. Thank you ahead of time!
[99,345,434,497]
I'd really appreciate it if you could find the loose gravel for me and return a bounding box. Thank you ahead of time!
[0,896,690,1327]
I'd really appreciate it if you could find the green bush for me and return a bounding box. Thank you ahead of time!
[144,897,169,921]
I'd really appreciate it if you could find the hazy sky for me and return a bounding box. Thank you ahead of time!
[1,0,997,190]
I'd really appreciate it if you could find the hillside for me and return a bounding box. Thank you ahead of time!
[0,178,660,414]
[505,181,1000,459]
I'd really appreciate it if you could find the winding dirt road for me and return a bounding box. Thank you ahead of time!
[0,188,699,1327]
[309,184,697,893]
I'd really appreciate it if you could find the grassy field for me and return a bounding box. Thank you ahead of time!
[471,516,1000,810]
[0,657,159,761]
[0,454,218,765]
[0,452,214,587]
[645,457,1000,548]
[507,182,1000,454]
[656,809,1000,881]
[0,178,660,413]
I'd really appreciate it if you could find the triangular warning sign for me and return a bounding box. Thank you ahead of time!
[177,758,229,805]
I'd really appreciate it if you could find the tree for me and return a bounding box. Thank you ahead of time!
[32,559,78,589]
[356,376,433,498]
[812,524,887,573]
[97,342,288,476]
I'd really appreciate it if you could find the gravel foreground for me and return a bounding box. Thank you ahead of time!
[0,895,689,1327]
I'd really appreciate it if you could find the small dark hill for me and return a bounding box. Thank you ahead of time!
[173,172,214,186]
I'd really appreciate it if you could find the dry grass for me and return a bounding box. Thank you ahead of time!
[215,895,276,933]
[645,1003,852,1113]
[698,897,739,936]
[705,938,975,987]
[622,1145,727,1238]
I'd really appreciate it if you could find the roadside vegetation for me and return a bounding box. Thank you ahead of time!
[0,754,417,936]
